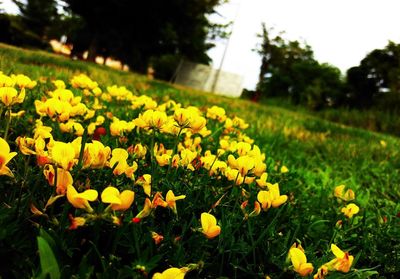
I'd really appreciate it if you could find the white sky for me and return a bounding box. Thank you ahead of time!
[208,0,400,89]
[3,0,400,90]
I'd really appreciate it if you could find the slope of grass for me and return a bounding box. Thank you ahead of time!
[1,43,399,278]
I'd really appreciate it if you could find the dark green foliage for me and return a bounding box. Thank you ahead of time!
[255,23,345,109]
[12,0,59,40]
[346,41,400,108]
[63,0,225,76]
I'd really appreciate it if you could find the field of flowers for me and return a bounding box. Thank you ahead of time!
[0,44,399,278]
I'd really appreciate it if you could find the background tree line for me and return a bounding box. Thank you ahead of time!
[249,23,400,112]
[0,0,227,79]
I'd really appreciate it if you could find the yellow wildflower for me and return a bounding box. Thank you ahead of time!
[201,212,221,239]
[166,190,186,214]
[101,186,135,211]
[281,165,289,173]
[136,174,152,196]
[50,141,76,170]
[325,244,354,273]
[334,185,355,201]
[257,190,272,211]
[43,165,73,195]
[0,138,18,177]
[152,267,189,279]
[289,247,314,277]
[11,74,37,88]
[66,185,98,212]
[256,172,268,188]
[206,106,226,122]
[268,183,288,208]
[341,203,359,218]
[0,87,25,106]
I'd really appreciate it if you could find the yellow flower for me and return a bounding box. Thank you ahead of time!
[43,165,73,195]
[206,106,226,122]
[101,186,135,211]
[201,212,221,239]
[326,244,354,273]
[50,141,76,170]
[0,138,18,177]
[52,80,66,89]
[151,231,164,245]
[68,215,86,230]
[83,141,111,169]
[152,267,188,279]
[236,142,252,156]
[289,247,314,277]
[256,172,269,188]
[66,185,98,212]
[136,174,152,196]
[134,110,168,130]
[189,116,206,134]
[268,183,288,208]
[174,108,192,127]
[109,148,137,178]
[70,74,98,90]
[11,74,37,89]
[156,153,171,167]
[281,165,289,173]
[334,185,355,201]
[135,198,153,219]
[313,265,328,279]
[0,87,25,106]
[257,190,272,211]
[0,73,15,87]
[132,143,147,158]
[341,203,359,218]
[166,190,186,214]
[236,156,254,176]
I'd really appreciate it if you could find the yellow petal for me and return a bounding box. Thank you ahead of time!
[101,186,121,204]
[201,212,216,232]
[205,225,221,239]
[272,195,288,208]
[77,189,98,201]
[331,244,345,259]
[112,190,135,211]
[0,138,10,154]
[289,248,307,269]
[298,262,314,277]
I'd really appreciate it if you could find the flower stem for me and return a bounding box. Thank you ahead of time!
[3,108,12,140]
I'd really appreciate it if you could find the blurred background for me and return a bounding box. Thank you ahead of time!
[2,0,400,134]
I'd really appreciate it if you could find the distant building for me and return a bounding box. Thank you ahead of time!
[174,60,243,97]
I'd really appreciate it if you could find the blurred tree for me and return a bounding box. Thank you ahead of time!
[63,0,225,75]
[12,0,59,41]
[346,41,400,108]
[255,23,345,109]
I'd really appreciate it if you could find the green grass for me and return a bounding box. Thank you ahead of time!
[260,97,400,137]
[1,43,399,278]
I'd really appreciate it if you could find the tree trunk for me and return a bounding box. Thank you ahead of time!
[87,35,97,62]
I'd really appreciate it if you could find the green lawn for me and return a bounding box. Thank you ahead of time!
[1,43,399,278]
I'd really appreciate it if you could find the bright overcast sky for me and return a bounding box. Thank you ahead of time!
[3,0,400,90]
[208,0,400,89]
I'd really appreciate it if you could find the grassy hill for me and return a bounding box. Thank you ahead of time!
[1,43,399,278]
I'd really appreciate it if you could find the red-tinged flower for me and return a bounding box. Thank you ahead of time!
[37,155,52,166]
[151,231,164,245]
[93,126,107,141]
[68,214,86,230]
[132,217,141,223]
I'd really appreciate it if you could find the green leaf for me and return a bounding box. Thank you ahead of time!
[37,236,60,279]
